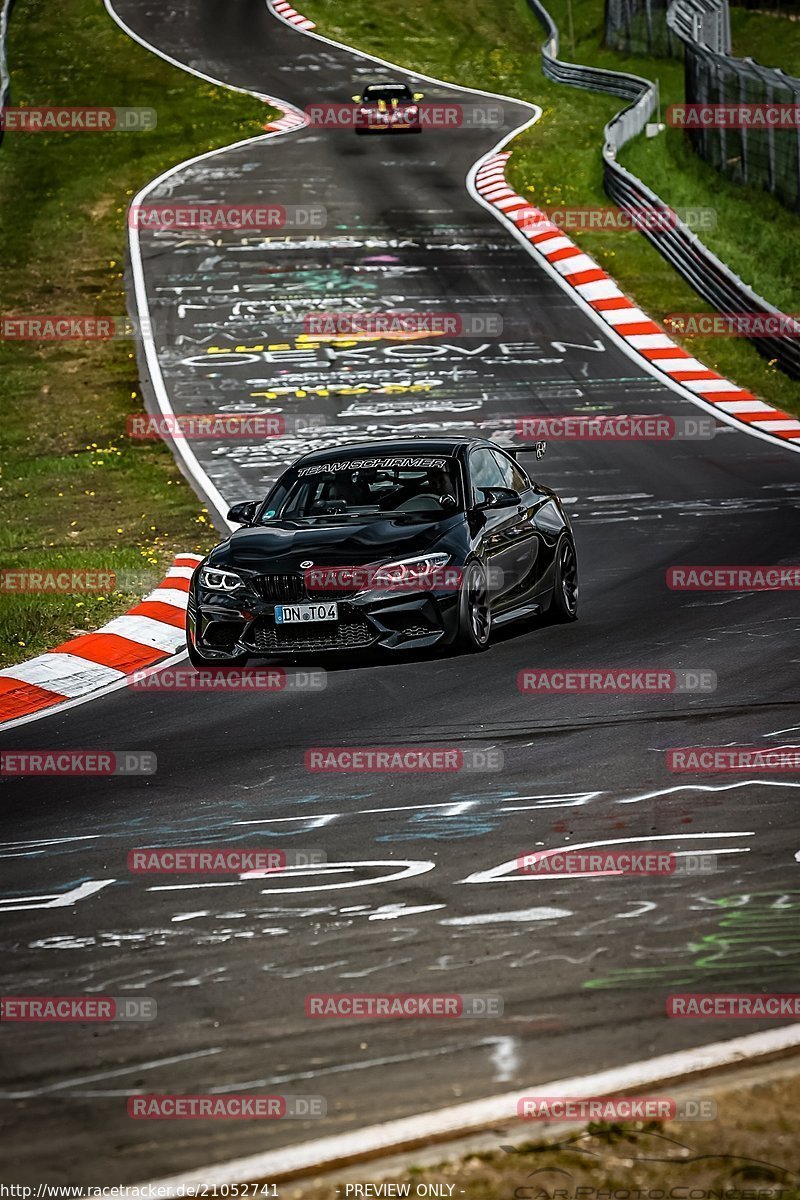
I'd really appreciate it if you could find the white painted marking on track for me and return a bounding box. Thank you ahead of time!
[0,879,113,912]
[0,1048,222,1099]
[462,832,753,884]
[0,835,100,852]
[498,792,601,810]
[489,1037,520,1083]
[618,780,800,804]
[149,859,436,894]
[440,907,572,924]
[368,903,446,920]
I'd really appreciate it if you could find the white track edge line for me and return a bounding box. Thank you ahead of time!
[104,0,309,531]
[132,1024,800,1190]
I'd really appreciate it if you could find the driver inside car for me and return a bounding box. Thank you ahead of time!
[379,466,456,511]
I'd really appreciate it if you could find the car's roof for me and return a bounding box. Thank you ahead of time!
[296,438,488,464]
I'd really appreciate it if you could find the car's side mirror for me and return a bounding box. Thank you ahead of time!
[227,500,258,526]
[413,92,424,101]
[476,487,520,510]
[351,94,362,102]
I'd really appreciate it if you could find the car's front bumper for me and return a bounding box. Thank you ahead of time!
[355,121,421,134]
[187,584,460,660]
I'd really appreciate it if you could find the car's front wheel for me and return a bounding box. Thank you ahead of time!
[551,535,579,622]
[454,561,492,653]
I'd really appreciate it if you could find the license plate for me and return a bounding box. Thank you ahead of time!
[275,602,338,624]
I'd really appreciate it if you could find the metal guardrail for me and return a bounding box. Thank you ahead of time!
[668,0,800,213]
[0,0,14,149]
[667,0,731,52]
[525,0,800,379]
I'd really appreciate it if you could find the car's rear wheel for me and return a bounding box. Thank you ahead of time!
[454,561,492,652]
[551,535,579,622]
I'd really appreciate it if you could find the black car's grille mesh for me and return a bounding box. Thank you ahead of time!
[247,614,374,654]
[251,574,362,604]
[250,574,306,603]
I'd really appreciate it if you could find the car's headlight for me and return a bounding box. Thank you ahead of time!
[372,553,450,590]
[405,105,419,120]
[199,566,244,593]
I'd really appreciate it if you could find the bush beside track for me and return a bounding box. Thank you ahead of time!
[299,0,800,413]
[0,0,277,667]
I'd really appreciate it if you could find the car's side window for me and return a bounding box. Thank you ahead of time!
[469,448,508,506]
[490,450,530,493]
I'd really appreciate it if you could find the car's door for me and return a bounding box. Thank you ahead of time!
[467,447,530,607]
[488,449,545,604]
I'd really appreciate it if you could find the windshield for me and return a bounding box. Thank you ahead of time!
[362,85,414,104]
[259,456,462,522]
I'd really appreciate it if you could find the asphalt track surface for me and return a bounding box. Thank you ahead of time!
[2,0,800,1185]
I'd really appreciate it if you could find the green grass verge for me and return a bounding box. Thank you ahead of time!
[730,6,800,74]
[300,0,800,413]
[0,0,277,667]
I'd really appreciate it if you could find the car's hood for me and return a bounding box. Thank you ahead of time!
[211,515,460,571]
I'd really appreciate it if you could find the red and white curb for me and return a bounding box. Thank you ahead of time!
[271,0,316,32]
[263,108,308,133]
[0,554,202,726]
[475,152,800,448]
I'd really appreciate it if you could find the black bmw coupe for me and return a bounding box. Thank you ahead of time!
[186,437,578,665]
